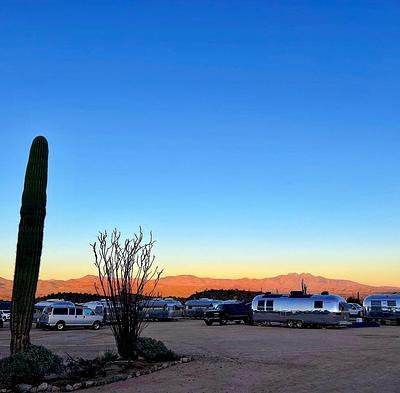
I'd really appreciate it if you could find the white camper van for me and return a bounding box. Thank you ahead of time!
[37,301,102,331]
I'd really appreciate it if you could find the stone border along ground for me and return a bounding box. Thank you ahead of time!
[0,357,193,393]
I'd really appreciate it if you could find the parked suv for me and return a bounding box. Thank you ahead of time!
[37,301,102,331]
[348,303,363,318]
[204,302,253,326]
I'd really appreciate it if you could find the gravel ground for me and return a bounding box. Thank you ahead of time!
[1,320,399,393]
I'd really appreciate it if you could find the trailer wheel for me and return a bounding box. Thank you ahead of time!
[219,319,227,325]
[296,320,304,328]
[287,320,294,328]
[204,320,213,326]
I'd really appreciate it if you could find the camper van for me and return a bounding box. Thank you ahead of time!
[37,301,102,331]
[363,293,400,324]
[34,299,65,322]
[184,299,222,318]
[251,291,351,328]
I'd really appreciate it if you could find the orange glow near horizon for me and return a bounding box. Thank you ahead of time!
[0,256,399,288]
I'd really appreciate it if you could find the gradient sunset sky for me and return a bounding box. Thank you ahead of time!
[1,2,399,286]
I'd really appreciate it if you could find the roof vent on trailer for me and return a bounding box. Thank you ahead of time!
[321,291,329,295]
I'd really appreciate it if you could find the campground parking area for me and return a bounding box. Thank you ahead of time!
[1,320,399,392]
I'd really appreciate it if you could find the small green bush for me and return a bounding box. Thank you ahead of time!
[136,337,178,362]
[0,353,32,387]
[0,345,63,387]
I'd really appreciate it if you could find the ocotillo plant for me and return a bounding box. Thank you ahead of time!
[10,136,48,354]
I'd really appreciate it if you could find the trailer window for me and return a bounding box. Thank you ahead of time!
[314,301,323,309]
[387,300,396,307]
[53,308,68,315]
[266,300,273,310]
[257,300,265,311]
[371,300,381,307]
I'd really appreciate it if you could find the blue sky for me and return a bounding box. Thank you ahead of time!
[0,1,399,284]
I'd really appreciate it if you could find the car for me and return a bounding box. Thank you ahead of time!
[204,302,253,326]
[348,303,363,317]
[0,311,10,322]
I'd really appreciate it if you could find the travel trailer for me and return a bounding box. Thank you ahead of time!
[37,301,102,331]
[363,293,400,324]
[140,298,184,320]
[184,298,223,318]
[82,299,112,323]
[251,291,351,328]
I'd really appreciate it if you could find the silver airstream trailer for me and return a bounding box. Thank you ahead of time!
[363,293,400,324]
[82,299,112,323]
[184,298,222,318]
[251,292,351,328]
[140,298,184,321]
[164,298,184,319]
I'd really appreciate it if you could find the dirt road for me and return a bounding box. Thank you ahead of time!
[1,320,399,392]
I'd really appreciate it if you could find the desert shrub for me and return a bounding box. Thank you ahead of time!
[98,350,118,363]
[0,345,63,387]
[136,337,178,362]
[0,353,32,387]
[65,351,118,380]
[65,356,104,380]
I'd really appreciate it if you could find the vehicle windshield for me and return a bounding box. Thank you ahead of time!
[340,302,351,311]
[215,304,226,310]
[43,307,51,314]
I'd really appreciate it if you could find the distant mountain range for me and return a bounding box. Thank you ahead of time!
[0,273,399,300]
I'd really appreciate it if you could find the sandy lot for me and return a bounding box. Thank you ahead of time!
[1,320,400,393]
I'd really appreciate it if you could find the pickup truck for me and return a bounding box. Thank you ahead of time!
[204,302,253,326]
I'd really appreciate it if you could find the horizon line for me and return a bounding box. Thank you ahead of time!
[1,271,399,289]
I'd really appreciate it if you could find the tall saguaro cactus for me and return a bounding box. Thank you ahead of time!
[10,136,48,354]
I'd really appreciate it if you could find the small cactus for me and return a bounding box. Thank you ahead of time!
[10,136,48,354]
